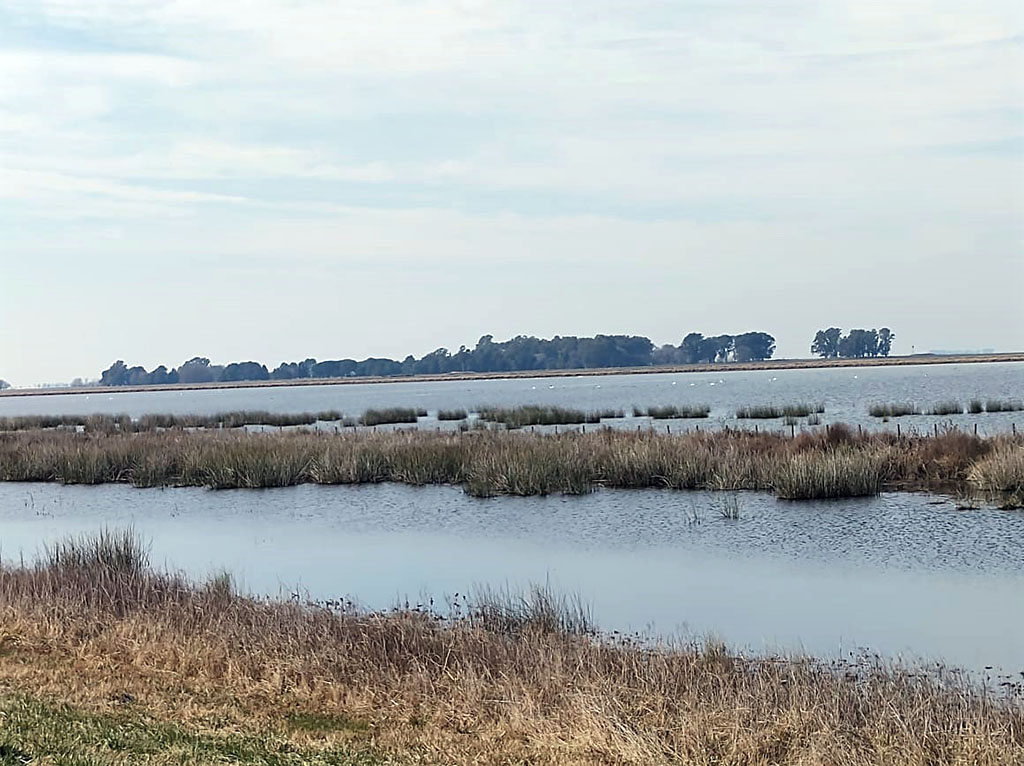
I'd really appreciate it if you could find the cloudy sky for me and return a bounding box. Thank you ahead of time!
[1,1,1021,385]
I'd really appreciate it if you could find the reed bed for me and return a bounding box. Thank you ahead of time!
[1,425,1018,501]
[359,407,427,426]
[635,404,711,419]
[0,532,1019,765]
[477,405,622,428]
[968,445,1024,508]
[929,401,963,416]
[736,403,823,419]
[985,398,1024,413]
[868,402,919,418]
[0,410,350,432]
[436,408,468,421]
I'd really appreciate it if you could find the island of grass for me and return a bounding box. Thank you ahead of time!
[0,422,1021,505]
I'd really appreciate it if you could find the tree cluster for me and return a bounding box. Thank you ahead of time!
[96,330,777,387]
[810,327,894,359]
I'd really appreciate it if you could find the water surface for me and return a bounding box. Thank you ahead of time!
[2,482,1020,676]
[2,362,1022,434]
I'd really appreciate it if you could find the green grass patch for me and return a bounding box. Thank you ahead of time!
[285,712,369,734]
[0,694,383,765]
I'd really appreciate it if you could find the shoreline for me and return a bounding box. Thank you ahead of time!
[3,351,1022,398]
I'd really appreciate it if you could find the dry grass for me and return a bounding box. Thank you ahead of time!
[0,424,1019,501]
[477,405,623,427]
[0,533,1020,765]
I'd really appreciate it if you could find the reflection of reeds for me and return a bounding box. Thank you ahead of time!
[2,425,1018,501]
[636,405,711,419]
[0,531,1019,766]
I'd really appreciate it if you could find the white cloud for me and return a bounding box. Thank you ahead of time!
[1,0,1021,384]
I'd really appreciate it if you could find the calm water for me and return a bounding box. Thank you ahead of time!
[2,362,1023,434]
[1,482,1021,676]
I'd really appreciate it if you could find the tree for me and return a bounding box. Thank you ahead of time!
[679,333,703,364]
[176,357,215,384]
[0,379,9,390]
[99,360,130,386]
[877,328,895,357]
[697,334,733,363]
[221,362,269,382]
[838,329,878,359]
[811,328,842,358]
[733,332,776,362]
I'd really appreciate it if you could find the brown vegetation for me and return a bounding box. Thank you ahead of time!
[0,423,1020,501]
[0,532,1020,765]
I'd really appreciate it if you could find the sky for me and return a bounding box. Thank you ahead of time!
[1,1,1022,386]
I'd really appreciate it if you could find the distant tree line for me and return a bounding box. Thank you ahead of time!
[96,330,777,387]
[810,327,894,359]
[0,380,10,391]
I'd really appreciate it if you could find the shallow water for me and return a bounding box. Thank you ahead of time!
[1,482,1021,677]
[2,362,1023,434]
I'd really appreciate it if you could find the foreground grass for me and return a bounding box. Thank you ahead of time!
[0,694,383,765]
[0,533,1020,766]
[1,425,1021,502]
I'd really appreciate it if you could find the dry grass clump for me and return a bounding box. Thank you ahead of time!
[477,405,621,428]
[985,399,1024,413]
[0,533,1020,766]
[436,408,468,421]
[736,403,824,419]
[359,407,426,426]
[774,451,884,499]
[968,445,1024,508]
[929,401,963,416]
[0,426,1019,501]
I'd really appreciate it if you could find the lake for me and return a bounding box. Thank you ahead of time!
[2,361,1023,434]
[1,481,1021,680]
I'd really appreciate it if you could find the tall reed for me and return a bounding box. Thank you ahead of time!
[1,426,1016,501]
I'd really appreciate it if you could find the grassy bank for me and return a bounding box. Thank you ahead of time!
[0,532,1019,765]
[1,424,1021,502]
